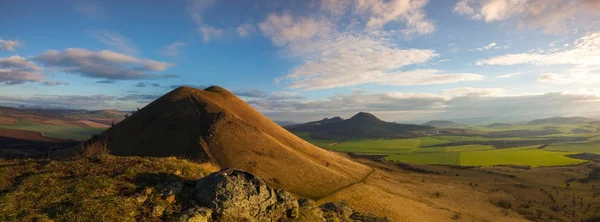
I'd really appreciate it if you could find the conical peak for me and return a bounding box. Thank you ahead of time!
[349,112,383,123]
[204,85,228,93]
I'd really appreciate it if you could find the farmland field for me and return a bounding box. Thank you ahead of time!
[545,141,600,154]
[385,146,586,167]
[0,121,103,141]
[296,126,600,167]
[328,138,421,154]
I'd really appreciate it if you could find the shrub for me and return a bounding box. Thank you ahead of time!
[78,137,110,158]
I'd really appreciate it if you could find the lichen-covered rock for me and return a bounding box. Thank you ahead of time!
[297,198,325,221]
[320,202,355,220]
[349,212,392,222]
[194,168,299,221]
[177,207,212,222]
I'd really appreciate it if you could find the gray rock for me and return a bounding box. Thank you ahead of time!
[194,168,299,221]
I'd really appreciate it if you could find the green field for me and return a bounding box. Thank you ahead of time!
[545,141,600,153]
[0,121,103,141]
[385,146,586,167]
[294,132,339,148]
[384,152,460,165]
[294,122,600,167]
[329,138,421,154]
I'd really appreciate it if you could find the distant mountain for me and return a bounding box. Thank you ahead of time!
[304,116,345,125]
[527,116,595,125]
[486,123,513,127]
[423,120,463,128]
[287,112,434,139]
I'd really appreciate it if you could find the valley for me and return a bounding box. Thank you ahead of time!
[1,86,599,221]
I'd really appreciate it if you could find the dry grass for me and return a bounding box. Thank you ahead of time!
[0,155,217,221]
[77,137,110,158]
[317,157,600,221]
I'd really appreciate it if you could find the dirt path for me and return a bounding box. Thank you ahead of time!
[314,167,376,201]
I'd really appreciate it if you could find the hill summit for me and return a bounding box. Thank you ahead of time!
[89,86,371,198]
[348,112,384,124]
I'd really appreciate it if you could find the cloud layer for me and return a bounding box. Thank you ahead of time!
[454,0,600,33]
[0,56,44,85]
[0,39,21,51]
[32,48,174,81]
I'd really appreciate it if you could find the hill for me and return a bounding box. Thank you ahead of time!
[81,86,371,198]
[423,120,463,128]
[486,123,513,127]
[287,112,434,139]
[273,120,297,126]
[527,116,595,125]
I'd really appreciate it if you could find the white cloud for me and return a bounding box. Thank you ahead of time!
[0,94,115,110]
[189,0,224,43]
[32,48,173,81]
[444,87,505,97]
[162,42,186,56]
[0,56,44,85]
[89,30,137,55]
[250,91,448,113]
[276,33,482,90]
[198,25,224,43]
[237,23,256,38]
[0,39,21,51]
[0,56,42,71]
[256,1,476,91]
[497,72,522,78]
[356,0,435,34]
[259,12,332,46]
[251,88,600,123]
[453,0,600,34]
[477,32,600,66]
[319,0,435,35]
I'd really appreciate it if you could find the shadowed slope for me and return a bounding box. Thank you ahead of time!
[98,86,371,198]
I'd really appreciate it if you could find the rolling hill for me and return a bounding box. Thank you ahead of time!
[287,112,435,139]
[83,86,372,198]
[527,116,595,125]
[423,120,463,128]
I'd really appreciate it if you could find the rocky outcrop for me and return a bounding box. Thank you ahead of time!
[194,168,299,221]
[175,168,390,222]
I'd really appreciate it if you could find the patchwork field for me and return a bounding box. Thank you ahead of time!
[297,124,600,167]
[545,141,600,154]
[0,121,103,141]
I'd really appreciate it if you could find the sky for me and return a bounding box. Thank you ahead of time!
[1,0,599,123]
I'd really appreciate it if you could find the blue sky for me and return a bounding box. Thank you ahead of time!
[1,0,599,123]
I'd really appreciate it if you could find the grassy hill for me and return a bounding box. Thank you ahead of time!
[78,86,372,198]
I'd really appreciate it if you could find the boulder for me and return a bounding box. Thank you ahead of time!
[190,168,389,222]
[194,168,299,221]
